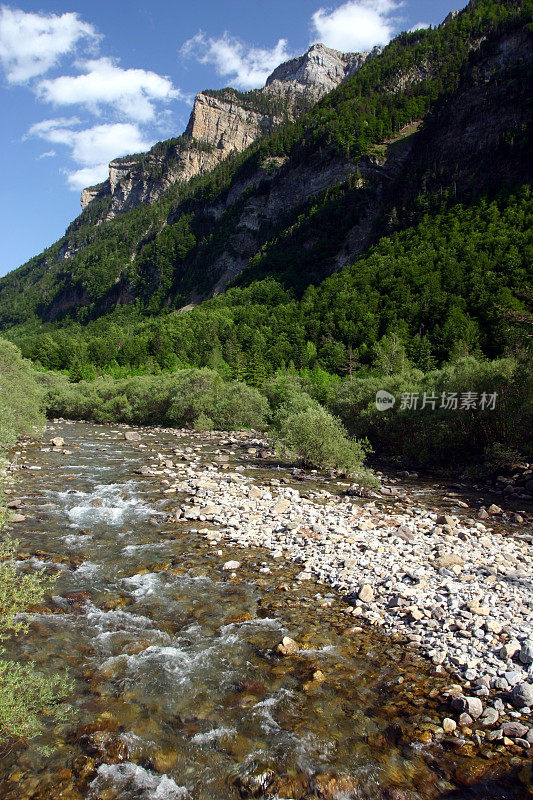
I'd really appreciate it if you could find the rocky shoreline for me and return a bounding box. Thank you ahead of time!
[7,421,533,783]
[119,425,533,760]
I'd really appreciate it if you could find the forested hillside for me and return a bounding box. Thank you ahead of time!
[0,0,530,329]
[0,0,531,470]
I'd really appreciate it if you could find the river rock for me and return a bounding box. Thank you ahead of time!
[501,722,529,739]
[276,636,300,656]
[436,514,456,527]
[358,584,374,603]
[222,560,241,571]
[50,437,65,447]
[124,431,141,441]
[519,638,533,665]
[443,717,457,733]
[480,707,499,726]
[451,695,483,719]
[499,639,521,660]
[435,553,463,569]
[511,682,533,709]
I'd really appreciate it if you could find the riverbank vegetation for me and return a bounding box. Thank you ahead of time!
[0,338,71,749]
[36,350,532,472]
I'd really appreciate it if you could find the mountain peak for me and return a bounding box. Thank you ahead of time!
[79,41,376,214]
[265,42,381,99]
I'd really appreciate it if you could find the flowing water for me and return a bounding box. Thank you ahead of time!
[0,422,526,800]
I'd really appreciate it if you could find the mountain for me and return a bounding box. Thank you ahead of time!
[78,43,379,221]
[0,0,530,337]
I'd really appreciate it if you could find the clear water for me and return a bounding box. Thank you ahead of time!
[0,422,524,800]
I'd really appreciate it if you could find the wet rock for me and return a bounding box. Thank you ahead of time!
[124,431,141,441]
[134,466,152,475]
[451,695,483,719]
[50,437,65,447]
[276,636,300,656]
[454,762,491,787]
[313,772,359,799]
[222,560,241,571]
[63,590,91,609]
[151,749,178,773]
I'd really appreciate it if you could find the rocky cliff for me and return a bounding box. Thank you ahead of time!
[1,1,529,329]
[80,42,377,220]
[264,43,380,100]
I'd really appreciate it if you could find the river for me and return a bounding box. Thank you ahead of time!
[0,421,528,800]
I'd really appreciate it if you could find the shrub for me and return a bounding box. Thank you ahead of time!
[0,338,45,449]
[274,403,374,480]
[331,355,533,467]
[41,368,269,431]
[0,511,71,747]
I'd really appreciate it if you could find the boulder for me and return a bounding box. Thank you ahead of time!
[124,431,141,442]
[511,682,533,709]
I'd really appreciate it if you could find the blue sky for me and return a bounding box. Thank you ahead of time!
[0,0,457,277]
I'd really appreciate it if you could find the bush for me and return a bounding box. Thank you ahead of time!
[42,368,269,431]
[274,403,374,481]
[0,338,45,450]
[331,355,533,467]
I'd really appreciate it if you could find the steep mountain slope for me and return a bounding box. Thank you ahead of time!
[0,0,530,330]
[78,43,378,221]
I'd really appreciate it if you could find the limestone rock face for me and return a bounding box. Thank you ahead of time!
[185,92,281,154]
[78,42,376,221]
[265,43,380,100]
[80,186,103,210]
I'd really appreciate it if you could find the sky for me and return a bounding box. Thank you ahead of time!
[0,0,458,277]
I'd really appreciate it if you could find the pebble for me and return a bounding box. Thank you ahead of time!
[222,560,241,571]
[141,429,532,757]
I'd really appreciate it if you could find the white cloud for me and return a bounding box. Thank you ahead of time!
[27,118,153,189]
[36,150,56,159]
[37,57,184,122]
[311,0,400,52]
[0,6,98,83]
[409,22,430,32]
[26,116,81,138]
[66,164,110,190]
[181,31,291,90]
